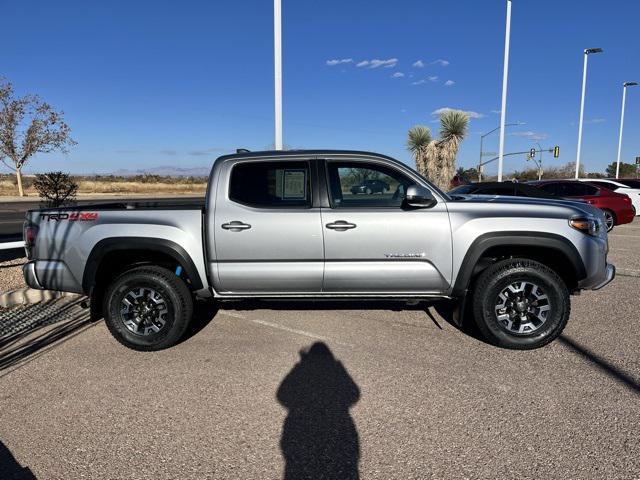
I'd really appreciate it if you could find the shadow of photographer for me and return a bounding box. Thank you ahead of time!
[277,342,360,480]
[0,441,36,479]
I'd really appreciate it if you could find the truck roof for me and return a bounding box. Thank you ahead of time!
[215,149,401,164]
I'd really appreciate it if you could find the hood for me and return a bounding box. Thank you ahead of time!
[450,194,602,218]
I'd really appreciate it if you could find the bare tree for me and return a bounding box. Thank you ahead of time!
[0,78,76,196]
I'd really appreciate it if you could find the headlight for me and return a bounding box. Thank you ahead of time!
[569,217,600,236]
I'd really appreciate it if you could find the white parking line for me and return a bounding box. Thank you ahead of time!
[609,234,640,238]
[218,310,353,347]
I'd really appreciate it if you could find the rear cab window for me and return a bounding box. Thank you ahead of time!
[229,161,311,208]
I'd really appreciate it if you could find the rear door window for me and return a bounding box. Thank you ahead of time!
[229,161,311,208]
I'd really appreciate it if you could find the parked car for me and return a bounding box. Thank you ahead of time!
[450,181,559,199]
[614,178,640,189]
[23,150,614,351]
[578,178,640,215]
[350,179,390,194]
[450,174,471,189]
[529,180,635,231]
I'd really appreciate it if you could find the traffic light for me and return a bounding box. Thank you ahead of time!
[529,148,536,159]
[553,146,560,158]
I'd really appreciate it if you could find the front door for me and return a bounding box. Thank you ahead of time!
[211,158,324,294]
[321,159,452,294]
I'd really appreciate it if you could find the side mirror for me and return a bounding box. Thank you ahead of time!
[405,185,437,208]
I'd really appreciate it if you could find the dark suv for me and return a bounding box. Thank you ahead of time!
[350,179,390,194]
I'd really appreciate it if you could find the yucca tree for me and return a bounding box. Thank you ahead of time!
[423,110,469,190]
[437,109,469,189]
[406,125,432,177]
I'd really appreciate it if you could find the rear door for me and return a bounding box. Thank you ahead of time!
[210,158,324,294]
[320,158,452,294]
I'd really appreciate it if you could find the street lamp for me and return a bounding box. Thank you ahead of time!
[575,47,603,179]
[615,81,638,178]
[478,122,525,181]
[497,0,512,182]
[274,0,283,150]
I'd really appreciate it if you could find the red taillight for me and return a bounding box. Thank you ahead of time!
[24,225,38,258]
[25,226,37,245]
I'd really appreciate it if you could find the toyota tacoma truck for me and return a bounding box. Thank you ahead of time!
[22,150,615,351]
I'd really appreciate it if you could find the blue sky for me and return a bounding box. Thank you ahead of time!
[2,0,640,175]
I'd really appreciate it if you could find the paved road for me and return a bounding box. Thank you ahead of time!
[0,196,203,237]
[0,224,638,479]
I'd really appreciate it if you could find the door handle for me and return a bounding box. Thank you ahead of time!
[325,220,357,231]
[221,221,252,232]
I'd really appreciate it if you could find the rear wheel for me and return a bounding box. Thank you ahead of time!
[602,209,615,232]
[472,259,570,350]
[104,265,193,351]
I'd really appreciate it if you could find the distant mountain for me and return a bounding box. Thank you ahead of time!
[110,166,211,177]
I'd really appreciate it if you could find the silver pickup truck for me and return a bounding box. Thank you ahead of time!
[22,150,614,351]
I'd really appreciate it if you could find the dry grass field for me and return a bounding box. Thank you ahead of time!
[0,175,208,197]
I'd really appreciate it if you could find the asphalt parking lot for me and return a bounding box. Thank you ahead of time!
[1,224,639,479]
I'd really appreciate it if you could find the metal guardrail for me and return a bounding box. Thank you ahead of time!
[0,235,23,251]
[0,241,24,250]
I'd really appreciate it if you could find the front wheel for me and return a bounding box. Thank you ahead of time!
[602,209,616,232]
[472,259,570,350]
[104,265,193,351]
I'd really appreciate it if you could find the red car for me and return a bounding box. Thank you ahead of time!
[529,180,635,231]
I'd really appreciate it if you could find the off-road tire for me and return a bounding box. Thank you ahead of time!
[104,265,193,351]
[472,259,570,350]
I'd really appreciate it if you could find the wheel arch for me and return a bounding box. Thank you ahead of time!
[83,237,204,296]
[451,232,587,299]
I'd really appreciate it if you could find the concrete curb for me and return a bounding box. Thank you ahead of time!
[0,288,82,308]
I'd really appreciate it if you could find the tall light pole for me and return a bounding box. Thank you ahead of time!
[274,0,283,150]
[497,0,512,182]
[615,82,638,178]
[575,47,603,178]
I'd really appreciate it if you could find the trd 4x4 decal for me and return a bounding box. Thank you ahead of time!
[40,212,99,222]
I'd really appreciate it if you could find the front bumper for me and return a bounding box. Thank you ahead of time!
[592,263,615,290]
[23,261,44,290]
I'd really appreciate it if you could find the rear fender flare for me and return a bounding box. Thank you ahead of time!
[82,237,203,294]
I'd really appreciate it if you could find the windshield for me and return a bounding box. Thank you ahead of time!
[449,185,477,194]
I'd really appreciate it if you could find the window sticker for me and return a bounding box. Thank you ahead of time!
[282,169,307,199]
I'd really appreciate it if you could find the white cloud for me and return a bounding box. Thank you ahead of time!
[491,110,502,114]
[432,59,450,66]
[391,72,405,78]
[412,60,425,68]
[586,117,606,124]
[326,58,353,66]
[431,107,485,119]
[444,80,455,86]
[357,58,398,69]
[428,76,439,82]
[412,79,427,85]
[509,131,549,141]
